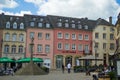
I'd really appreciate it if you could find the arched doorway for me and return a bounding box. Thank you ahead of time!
[65,56,72,66]
[56,55,63,69]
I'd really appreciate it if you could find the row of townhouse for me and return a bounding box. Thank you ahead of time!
[0,13,117,69]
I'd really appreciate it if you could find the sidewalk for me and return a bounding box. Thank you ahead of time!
[0,70,93,80]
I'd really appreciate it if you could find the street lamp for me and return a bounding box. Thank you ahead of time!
[30,37,34,61]
[94,47,97,66]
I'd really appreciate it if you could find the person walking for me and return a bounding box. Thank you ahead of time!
[67,62,71,73]
[62,64,64,73]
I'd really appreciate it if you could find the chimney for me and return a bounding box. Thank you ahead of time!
[109,16,112,24]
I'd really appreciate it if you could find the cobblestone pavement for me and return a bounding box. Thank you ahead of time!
[0,70,93,80]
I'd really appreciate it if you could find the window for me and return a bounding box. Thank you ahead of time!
[110,34,114,40]
[84,35,89,40]
[20,23,24,29]
[84,25,88,29]
[95,33,99,39]
[12,34,17,41]
[78,34,83,40]
[72,44,76,50]
[30,22,34,27]
[57,32,62,39]
[11,45,16,53]
[6,21,10,28]
[110,43,115,50]
[38,33,42,39]
[46,23,50,28]
[65,33,69,39]
[30,32,34,38]
[103,27,106,30]
[46,33,50,39]
[95,43,99,48]
[4,45,9,53]
[19,34,24,42]
[58,18,62,21]
[78,44,83,51]
[13,22,17,29]
[38,22,42,27]
[103,43,106,49]
[72,24,75,28]
[84,45,89,54]
[78,24,82,29]
[72,34,76,40]
[5,33,10,41]
[103,33,106,39]
[45,45,50,53]
[57,22,62,27]
[65,23,69,28]
[65,43,70,50]
[37,44,42,52]
[110,28,114,32]
[58,43,62,50]
[18,45,23,53]
[40,18,43,21]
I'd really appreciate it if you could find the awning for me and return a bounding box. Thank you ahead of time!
[79,55,103,60]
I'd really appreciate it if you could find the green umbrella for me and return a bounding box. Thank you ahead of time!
[0,57,15,63]
[16,57,43,63]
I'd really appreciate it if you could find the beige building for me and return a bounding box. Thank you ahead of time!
[93,18,116,66]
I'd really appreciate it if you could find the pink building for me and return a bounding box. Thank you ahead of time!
[25,15,54,69]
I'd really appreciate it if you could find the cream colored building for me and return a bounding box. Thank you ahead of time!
[93,19,116,66]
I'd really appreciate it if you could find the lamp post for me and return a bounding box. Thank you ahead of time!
[30,37,34,61]
[94,47,97,66]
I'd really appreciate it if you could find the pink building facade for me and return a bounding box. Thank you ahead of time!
[26,28,54,68]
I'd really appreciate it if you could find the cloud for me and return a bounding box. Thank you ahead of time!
[0,0,18,9]
[0,10,32,16]
[25,0,120,22]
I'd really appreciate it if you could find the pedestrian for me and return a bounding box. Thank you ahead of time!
[67,62,71,73]
[62,64,64,73]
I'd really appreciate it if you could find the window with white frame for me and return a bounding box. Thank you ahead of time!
[84,35,89,40]
[95,33,99,39]
[84,45,89,54]
[5,33,10,41]
[45,45,50,53]
[103,43,106,49]
[38,22,42,27]
[57,32,62,39]
[38,33,42,39]
[65,33,69,39]
[78,24,82,29]
[72,34,76,40]
[19,34,24,42]
[4,45,9,53]
[84,25,88,29]
[6,21,10,28]
[20,23,24,29]
[30,22,34,27]
[11,45,16,53]
[46,33,50,40]
[72,24,75,28]
[110,43,115,50]
[72,44,76,50]
[12,34,17,41]
[78,44,83,51]
[46,23,50,28]
[57,22,62,27]
[78,34,83,40]
[40,18,43,21]
[37,44,42,52]
[65,23,69,28]
[13,22,17,29]
[18,45,23,53]
[103,33,106,39]
[65,43,70,50]
[30,32,34,38]
[58,43,62,50]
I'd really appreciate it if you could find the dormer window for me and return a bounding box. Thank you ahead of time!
[57,22,62,27]
[30,22,34,27]
[78,24,82,29]
[10,17,13,21]
[40,18,43,22]
[46,23,50,28]
[6,21,10,28]
[13,22,17,29]
[72,20,74,23]
[72,24,75,28]
[84,25,88,29]
[38,22,42,27]
[20,23,24,29]
[65,19,68,22]
[33,18,36,21]
[58,18,62,21]
[65,23,69,28]
[78,21,80,23]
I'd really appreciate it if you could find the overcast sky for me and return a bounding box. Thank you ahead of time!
[0,0,120,24]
